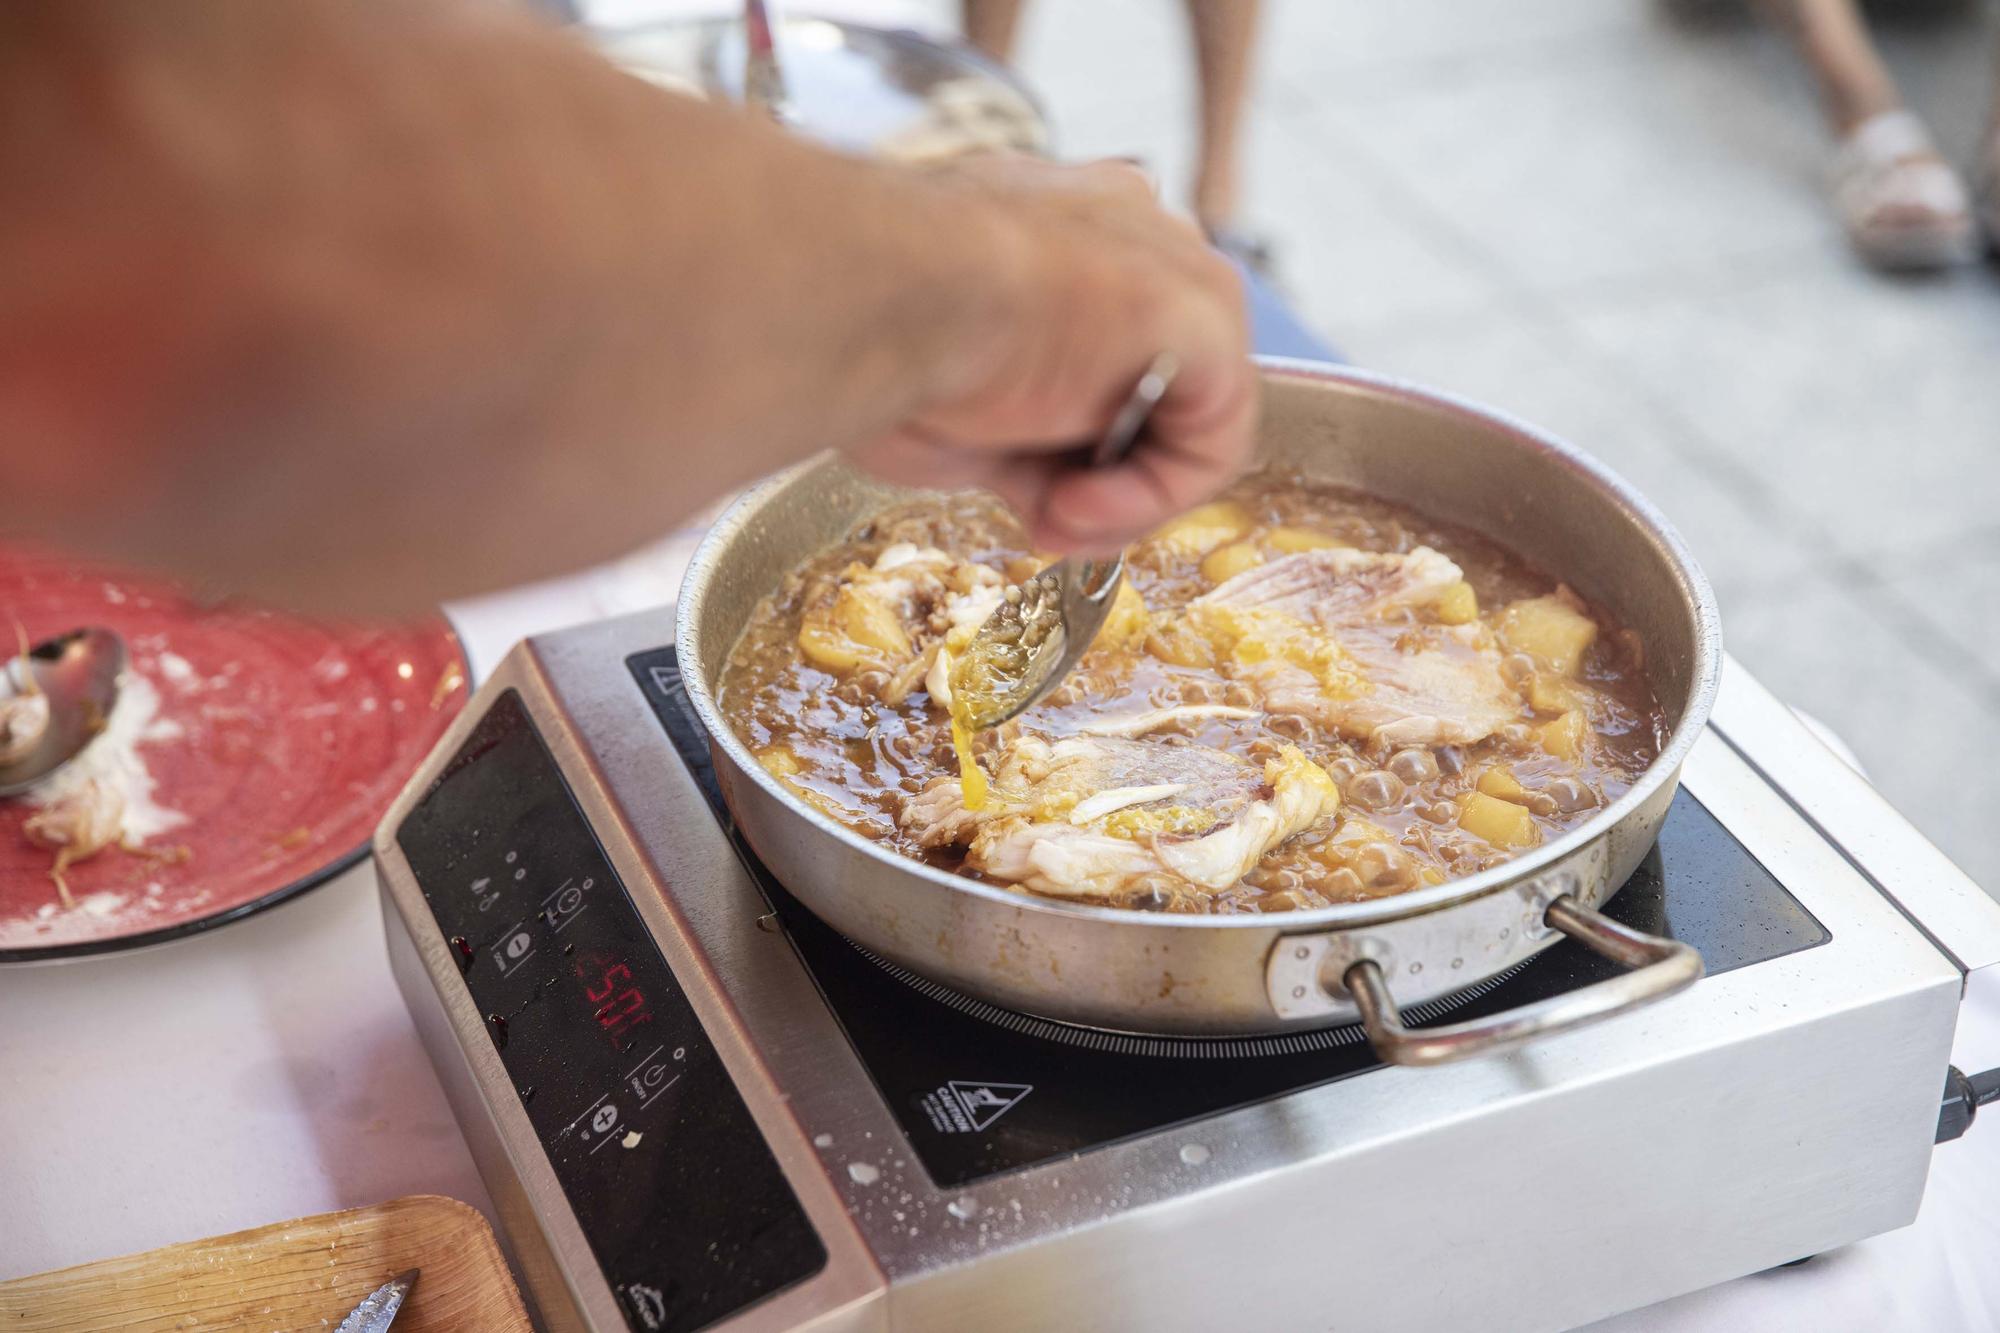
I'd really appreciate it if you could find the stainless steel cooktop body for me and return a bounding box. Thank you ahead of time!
[375,607,2000,1333]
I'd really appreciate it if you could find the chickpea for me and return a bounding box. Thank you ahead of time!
[1386,748,1440,786]
[1544,776,1597,812]
[1325,867,1365,900]
[1246,737,1283,764]
[1270,714,1313,742]
[1353,842,1412,890]
[1325,755,1365,787]
[1347,770,1408,810]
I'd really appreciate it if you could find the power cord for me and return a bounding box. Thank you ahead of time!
[1936,1066,2000,1143]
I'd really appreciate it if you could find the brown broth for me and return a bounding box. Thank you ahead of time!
[718,469,1668,913]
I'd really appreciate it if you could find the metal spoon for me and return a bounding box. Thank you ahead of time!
[0,628,127,797]
[742,0,796,126]
[953,352,1177,730]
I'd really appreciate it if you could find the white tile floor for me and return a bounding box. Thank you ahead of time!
[998,0,2000,892]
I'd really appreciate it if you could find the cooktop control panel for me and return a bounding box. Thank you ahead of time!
[396,690,826,1333]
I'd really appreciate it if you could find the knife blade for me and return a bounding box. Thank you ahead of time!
[334,1269,419,1333]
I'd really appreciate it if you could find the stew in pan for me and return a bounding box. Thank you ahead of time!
[718,468,1666,914]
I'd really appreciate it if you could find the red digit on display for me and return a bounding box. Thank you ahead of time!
[584,962,632,1004]
[596,986,646,1026]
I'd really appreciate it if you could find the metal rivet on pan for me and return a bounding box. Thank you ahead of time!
[1451,957,1464,969]
[1500,926,1511,939]
[1291,985,1306,999]
[1294,946,1309,960]
[1409,961,1423,974]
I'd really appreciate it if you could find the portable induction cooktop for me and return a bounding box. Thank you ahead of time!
[375,608,2000,1333]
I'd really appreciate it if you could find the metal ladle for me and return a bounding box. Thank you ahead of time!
[953,353,1177,730]
[0,628,127,796]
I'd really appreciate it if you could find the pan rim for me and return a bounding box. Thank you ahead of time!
[676,358,1722,934]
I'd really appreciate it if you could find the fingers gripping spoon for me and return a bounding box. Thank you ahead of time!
[951,353,1178,736]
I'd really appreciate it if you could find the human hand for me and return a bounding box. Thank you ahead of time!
[845,154,1258,555]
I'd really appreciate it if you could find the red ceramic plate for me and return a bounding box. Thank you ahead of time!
[0,545,467,961]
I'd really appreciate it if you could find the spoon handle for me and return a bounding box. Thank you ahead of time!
[743,0,794,126]
[1092,352,1178,468]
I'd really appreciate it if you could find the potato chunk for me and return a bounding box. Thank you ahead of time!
[1150,501,1251,557]
[1460,791,1541,848]
[840,586,911,655]
[756,745,847,817]
[1434,581,1478,626]
[1475,765,1529,804]
[797,624,864,672]
[1536,709,1590,762]
[757,745,803,778]
[1528,673,1582,715]
[1497,595,1598,675]
[1097,580,1151,651]
[1144,616,1218,669]
[1200,541,1265,585]
[798,585,911,673]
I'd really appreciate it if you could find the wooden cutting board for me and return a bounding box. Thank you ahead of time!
[0,1194,533,1331]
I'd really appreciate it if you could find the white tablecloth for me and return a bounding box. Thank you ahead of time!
[4,534,1997,1331]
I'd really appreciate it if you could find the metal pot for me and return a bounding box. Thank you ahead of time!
[676,361,1721,1062]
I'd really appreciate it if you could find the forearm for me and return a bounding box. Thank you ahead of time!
[0,0,1015,611]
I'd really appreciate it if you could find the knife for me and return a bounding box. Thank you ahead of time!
[334,1269,420,1333]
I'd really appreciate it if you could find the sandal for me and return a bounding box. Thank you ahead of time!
[1204,223,1277,280]
[1829,109,1976,270]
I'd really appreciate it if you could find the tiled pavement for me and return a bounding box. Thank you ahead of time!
[597,0,1999,891]
[1000,0,2000,892]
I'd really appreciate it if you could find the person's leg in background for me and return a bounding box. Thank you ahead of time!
[1761,0,1975,267]
[1979,33,2000,248]
[962,0,1270,267]
[962,0,1026,62]
[1182,0,1262,245]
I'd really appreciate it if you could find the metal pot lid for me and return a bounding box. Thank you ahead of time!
[595,15,1049,161]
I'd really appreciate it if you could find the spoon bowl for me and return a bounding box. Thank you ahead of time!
[0,628,128,797]
[953,353,1177,730]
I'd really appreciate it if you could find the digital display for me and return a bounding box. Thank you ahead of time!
[574,948,654,1049]
[397,688,826,1332]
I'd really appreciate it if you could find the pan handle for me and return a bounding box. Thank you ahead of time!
[1344,896,1703,1067]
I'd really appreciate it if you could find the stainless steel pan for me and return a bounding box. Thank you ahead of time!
[677,361,1721,1062]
